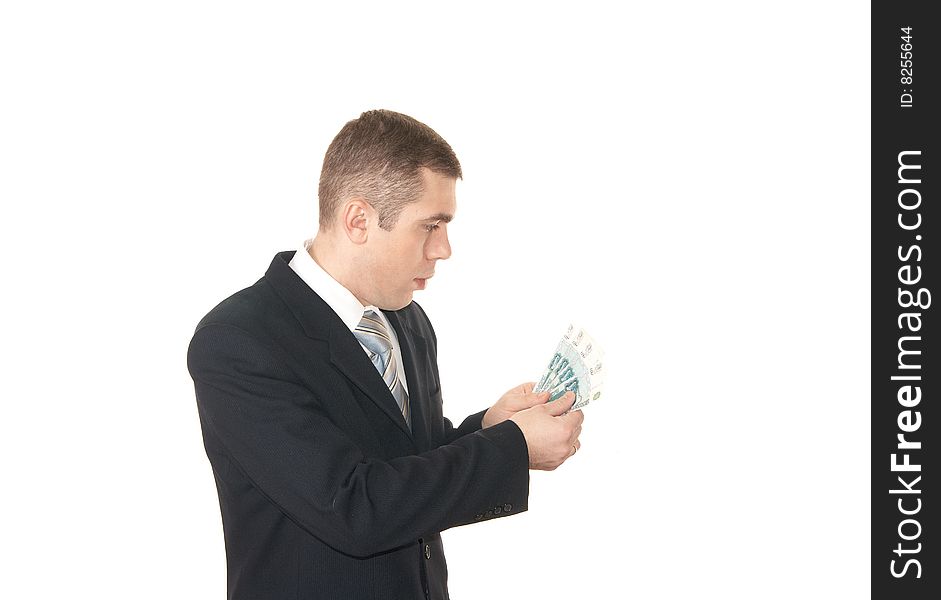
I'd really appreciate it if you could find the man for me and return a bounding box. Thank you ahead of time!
[188,110,584,599]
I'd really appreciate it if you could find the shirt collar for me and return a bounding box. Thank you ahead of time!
[288,239,375,332]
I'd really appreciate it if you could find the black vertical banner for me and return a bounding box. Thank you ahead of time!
[873,3,938,597]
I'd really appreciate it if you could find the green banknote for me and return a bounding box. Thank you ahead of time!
[533,324,604,410]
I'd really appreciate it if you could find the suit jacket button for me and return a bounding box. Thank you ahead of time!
[493,506,502,515]
[486,509,493,517]
[503,503,513,512]
[475,513,484,521]
[424,544,432,559]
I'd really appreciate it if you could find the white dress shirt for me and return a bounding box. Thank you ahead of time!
[288,240,409,394]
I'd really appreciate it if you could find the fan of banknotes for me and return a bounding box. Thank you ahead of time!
[533,324,604,410]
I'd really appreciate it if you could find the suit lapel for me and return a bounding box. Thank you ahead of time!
[327,326,414,441]
[264,251,414,441]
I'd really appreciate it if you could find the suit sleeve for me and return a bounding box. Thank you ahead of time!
[442,410,487,444]
[188,323,529,558]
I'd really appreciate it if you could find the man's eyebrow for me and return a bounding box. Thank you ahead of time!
[420,213,453,223]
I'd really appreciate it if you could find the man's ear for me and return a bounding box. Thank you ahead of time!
[340,198,373,244]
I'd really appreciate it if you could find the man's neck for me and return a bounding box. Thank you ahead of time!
[308,234,367,306]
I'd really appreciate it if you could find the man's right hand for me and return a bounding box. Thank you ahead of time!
[509,392,584,471]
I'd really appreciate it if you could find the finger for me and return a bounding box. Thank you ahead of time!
[571,424,582,441]
[507,391,549,411]
[506,383,546,409]
[524,391,550,407]
[568,440,581,458]
[560,407,585,427]
[545,391,576,417]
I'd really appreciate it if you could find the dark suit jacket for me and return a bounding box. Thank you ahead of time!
[187,251,530,600]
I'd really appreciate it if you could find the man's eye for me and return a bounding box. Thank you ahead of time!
[424,222,441,232]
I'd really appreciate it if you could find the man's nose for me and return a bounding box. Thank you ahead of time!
[428,228,452,261]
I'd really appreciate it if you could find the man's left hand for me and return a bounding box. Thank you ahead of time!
[482,382,550,428]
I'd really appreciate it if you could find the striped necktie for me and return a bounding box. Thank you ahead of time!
[354,309,411,428]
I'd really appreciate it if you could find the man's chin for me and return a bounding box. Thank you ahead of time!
[376,293,413,312]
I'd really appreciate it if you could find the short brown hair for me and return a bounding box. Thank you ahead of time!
[318,110,462,231]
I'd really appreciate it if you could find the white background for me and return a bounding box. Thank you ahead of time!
[0,1,870,598]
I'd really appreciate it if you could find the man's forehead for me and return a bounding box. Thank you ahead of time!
[407,170,457,222]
